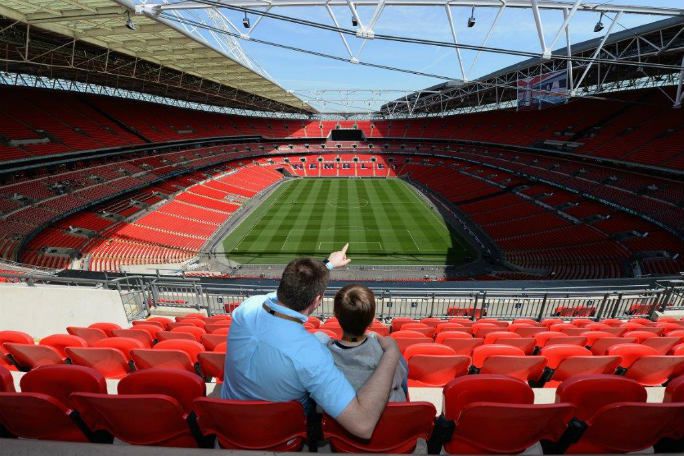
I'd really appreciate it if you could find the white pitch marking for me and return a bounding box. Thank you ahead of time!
[406,229,421,252]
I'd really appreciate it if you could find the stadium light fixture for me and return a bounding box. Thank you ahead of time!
[351,16,358,27]
[594,13,605,32]
[125,11,136,31]
[467,6,476,28]
[243,11,251,29]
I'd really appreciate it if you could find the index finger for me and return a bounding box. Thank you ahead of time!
[341,242,349,254]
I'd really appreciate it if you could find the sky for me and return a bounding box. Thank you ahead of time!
[155,0,682,113]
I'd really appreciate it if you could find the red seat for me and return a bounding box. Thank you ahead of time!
[20,364,106,408]
[566,403,684,454]
[572,319,594,327]
[608,343,657,368]
[157,331,197,342]
[400,323,435,338]
[323,402,436,453]
[665,375,684,402]
[420,317,446,328]
[111,329,154,348]
[173,319,206,328]
[495,338,536,355]
[512,319,540,326]
[556,375,647,421]
[65,347,131,379]
[477,319,509,328]
[623,330,658,343]
[445,403,575,454]
[369,323,389,337]
[154,339,204,364]
[307,316,321,328]
[580,331,617,347]
[609,343,684,386]
[88,322,121,337]
[92,336,144,359]
[436,335,484,356]
[4,343,63,370]
[443,375,534,419]
[205,323,231,334]
[0,392,90,442]
[483,331,521,344]
[642,336,680,354]
[39,334,88,358]
[391,318,419,333]
[131,349,195,373]
[0,331,34,354]
[66,327,107,346]
[193,399,307,451]
[138,317,172,330]
[198,352,225,381]
[0,365,15,392]
[539,345,620,387]
[472,345,545,382]
[71,392,200,447]
[543,336,587,348]
[404,343,469,387]
[471,323,501,337]
[589,337,636,355]
[126,324,162,340]
[435,323,469,334]
[533,331,570,348]
[514,326,547,337]
[118,368,205,413]
[213,342,227,353]
[212,326,230,336]
[200,333,226,351]
[170,326,206,341]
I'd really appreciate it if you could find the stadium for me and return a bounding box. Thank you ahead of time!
[0,0,683,454]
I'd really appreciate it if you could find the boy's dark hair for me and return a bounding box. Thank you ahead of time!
[277,258,330,312]
[334,284,376,336]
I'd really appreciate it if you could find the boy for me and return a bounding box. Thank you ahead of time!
[317,284,408,401]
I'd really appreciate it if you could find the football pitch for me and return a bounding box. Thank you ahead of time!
[221,178,474,265]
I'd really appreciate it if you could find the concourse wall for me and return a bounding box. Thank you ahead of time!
[0,283,128,338]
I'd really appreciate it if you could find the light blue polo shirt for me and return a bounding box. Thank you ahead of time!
[220,292,356,418]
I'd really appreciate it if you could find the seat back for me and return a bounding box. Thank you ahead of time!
[443,375,534,420]
[570,403,684,454]
[471,344,525,368]
[642,337,680,355]
[408,355,470,387]
[496,338,536,355]
[39,334,88,358]
[88,322,121,336]
[556,375,647,421]
[437,337,483,356]
[543,336,587,348]
[435,323,469,334]
[170,326,206,341]
[154,339,204,363]
[0,392,89,442]
[480,356,547,382]
[118,368,205,413]
[93,336,144,359]
[625,356,684,387]
[20,364,106,408]
[71,392,199,447]
[131,349,195,373]
[589,337,636,355]
[66,347,130,379]
[157,331,196,342]
[323,402,436,453]
[4,343,63,370]
[608,343,658,369]
[403,343,456,359]
[664,375,684,403]
[575,331,613,347]
[198,352,225,381]
[400,323,435,338]
[390,318,419,333]
[200,334,226,351]
[514,327,547,337]
[541,344,592,370]
[483,331,521,345]
[0,365,15,392]
[623,330,658,343]
[66,327,107,346]
[0,331,34,355]
[111,329,153,348]
[445,403,575,454]
[193,398,307,451]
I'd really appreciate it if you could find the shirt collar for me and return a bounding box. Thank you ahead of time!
[264,292,308,323]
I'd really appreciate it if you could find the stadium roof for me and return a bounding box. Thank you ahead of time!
[380,16,684,116]
[0,0,315,114]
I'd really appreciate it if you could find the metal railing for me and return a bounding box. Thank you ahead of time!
[4,271,681,322]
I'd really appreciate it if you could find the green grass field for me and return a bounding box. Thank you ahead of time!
[221,178,474,265]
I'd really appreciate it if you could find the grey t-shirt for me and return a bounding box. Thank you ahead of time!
[315,332,408,402]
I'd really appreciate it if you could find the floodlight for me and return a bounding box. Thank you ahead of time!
[125,11,136,31]
[351,16,358,27]
[243,12,250,29]
[594,13,604,32]
[467,6,476,28]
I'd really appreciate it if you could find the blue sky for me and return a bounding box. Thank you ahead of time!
[162,0,681,113]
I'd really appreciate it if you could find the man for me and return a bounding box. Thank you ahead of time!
[221,244,401,439]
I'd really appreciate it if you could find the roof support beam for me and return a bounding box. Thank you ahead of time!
[572,11,622,96]
[445,5,467,81]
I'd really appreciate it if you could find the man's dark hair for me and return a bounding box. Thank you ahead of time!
[334,284,376,337]
[277,258,330,312]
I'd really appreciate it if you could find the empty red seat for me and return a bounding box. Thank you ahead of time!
[514,326,547,337]
[88,322,121,336]
[495,338,536,355]
[205,323,231,334]
[665,375,684,402]
[20,364,106,408]
[435,323,469,334]
[200,334,226,351]
[0,365,15,392]
[137,317,172,330]
[170,326,206,341]
[420,317,445,328]
[65,347,131,379]
[66,327,107,346]
[534,331,571,348]
[323,402,436,453]
[483,331,520,344]
[538,345,620,387]
[404,343,469,387]
[472,345,546,382]
[623,330,658,343]
[111,329,153,348]
[642,336,680,354]
[194,399,307,451]
[118,368,205,413]
[435,334,483,356]
[131,349,195,373]
[589,336,636,355]
[71,392,200,447]
[0,331,34,354]
[565,403,684,453]
[556,375,647,421]
[544,336,587,348]
[198,352,225,381]
[127,324,162,339]
[580,331,616,347]
[154,339,204,363]
[471,323,501,338]
[39,334,88,358]
[157,331,196,342]
[0,392,90,442]
[609,343,684,386]
[443,375,534,419]
[391,318,419,333]
[4,343,63,370]
[400,323,435,338]
[92,336,144,359]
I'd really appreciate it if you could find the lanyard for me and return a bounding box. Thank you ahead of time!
[262,303,304,325]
